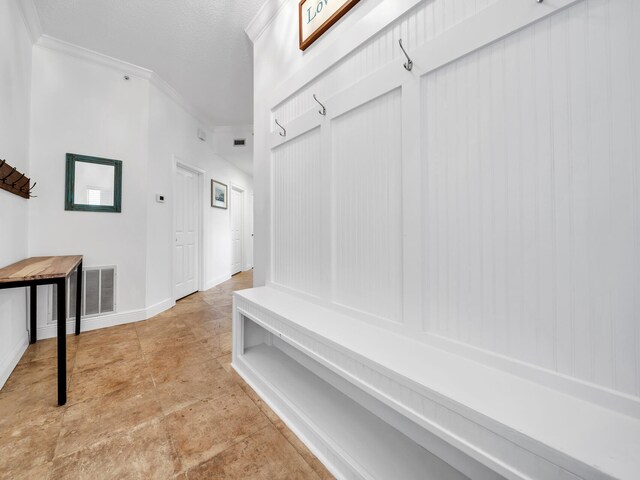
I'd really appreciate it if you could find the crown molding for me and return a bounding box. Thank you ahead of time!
[245,0,289,44]
[149,73,214,132]
[14,0,43,44]
[34,35,217,132]
[36,35,153,80]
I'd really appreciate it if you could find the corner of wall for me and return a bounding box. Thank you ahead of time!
[14,0,43,44]
[0,331,29,389]
[0,0,36,389]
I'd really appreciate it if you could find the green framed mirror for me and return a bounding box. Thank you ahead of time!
[65,153,122,213]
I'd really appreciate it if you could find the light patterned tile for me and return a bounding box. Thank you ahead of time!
[1,270,328,480]
[184,424,319,480]
[56,380,162,457]
[51,419,180,480]
[0,408,62,479]
[153,359,237,415]
[161,389,269,471]
[18,335,79,365]
[144,340,212,384]
[74,338,142,372]
[68,355,154,404]
[3,357,69,393]
[78,324,138,348]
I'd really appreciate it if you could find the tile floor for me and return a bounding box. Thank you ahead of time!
[0,271,334,480]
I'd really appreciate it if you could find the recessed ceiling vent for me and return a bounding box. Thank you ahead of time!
[234,139,246,147]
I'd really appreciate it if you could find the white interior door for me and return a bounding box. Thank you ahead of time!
[230,186,244,275]
[174,165,199,299]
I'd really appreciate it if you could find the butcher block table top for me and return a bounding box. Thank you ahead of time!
[0,256,83,284]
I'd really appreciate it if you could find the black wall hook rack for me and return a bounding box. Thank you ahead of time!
[0,159,35,199]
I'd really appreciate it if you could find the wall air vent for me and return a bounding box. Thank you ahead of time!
[234,139,246,146]
[51,265,117,322]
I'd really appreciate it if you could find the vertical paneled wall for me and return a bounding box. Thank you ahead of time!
[272,0,499,127]
[422,0,640,397]
[267,0,640,401]
[272,128,325,296]
[333,89,403,323]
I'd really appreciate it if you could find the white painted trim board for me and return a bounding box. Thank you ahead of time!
[0,333,29,390]
[36,298,172,340]
[204,274,232,291]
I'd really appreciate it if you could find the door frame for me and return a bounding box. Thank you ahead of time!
[230,183,246,275]
[171,157,205,303]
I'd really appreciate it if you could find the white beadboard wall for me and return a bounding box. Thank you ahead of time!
[272,0,499,127]
[332,88,404,324]
[263,0,640,407]
[272,128,325,296]
[422,0,640,398]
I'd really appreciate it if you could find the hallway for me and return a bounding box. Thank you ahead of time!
[2,0,639,477]
[0,271,332,479]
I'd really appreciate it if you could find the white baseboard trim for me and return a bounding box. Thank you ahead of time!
[145,298,174,319]
[204,274,231,291]
[0,332,29,389]
[36,297,173,340]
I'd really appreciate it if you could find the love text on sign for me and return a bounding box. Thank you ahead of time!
[299,0,361,50]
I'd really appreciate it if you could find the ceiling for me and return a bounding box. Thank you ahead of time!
[32,0,265,128]
[214,127,254,176]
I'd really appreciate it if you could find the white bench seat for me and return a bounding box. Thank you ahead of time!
[232,287,640,480]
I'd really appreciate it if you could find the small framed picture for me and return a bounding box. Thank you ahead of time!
[211,179,228,209]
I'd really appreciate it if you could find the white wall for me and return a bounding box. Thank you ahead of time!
[147,85,254,309]
[251,0,388,287]
[0,0,254,388]
[421,0,640,396]
[213,126,254,177]
[212,125,254,271]
[251,0,640,412]
[28,45,150,323]
[0,0,34,387]
[25,42,252,337]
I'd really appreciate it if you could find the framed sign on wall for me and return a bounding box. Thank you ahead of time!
[299,0,361,51]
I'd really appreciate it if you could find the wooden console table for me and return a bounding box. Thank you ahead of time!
[0,256,83,405]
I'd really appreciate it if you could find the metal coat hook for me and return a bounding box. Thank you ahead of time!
[399,39,413,72]
[22,181,37,197]
[275,119,286,137]
[313,94,327,116]
[2,167,16,183]
[11,173,25,187]
[16,176,30,190]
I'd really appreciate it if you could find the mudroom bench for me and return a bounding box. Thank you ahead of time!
[232,287,639,480]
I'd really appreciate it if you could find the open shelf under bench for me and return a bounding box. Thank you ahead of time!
[242,341,469,480]
[232,287,640,480]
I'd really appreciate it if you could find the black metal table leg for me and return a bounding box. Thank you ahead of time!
[57,278,67,406]
[75,261,82,335]
[30,285,37,344]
